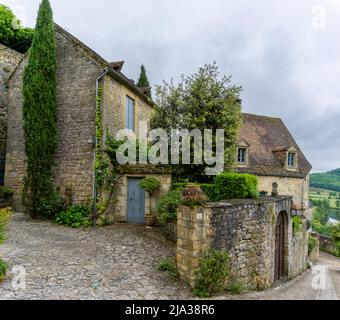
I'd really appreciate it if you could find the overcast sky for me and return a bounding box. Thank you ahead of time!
[2,0,340,172]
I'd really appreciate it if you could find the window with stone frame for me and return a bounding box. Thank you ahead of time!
[287,151,297,169]
[237,147,247,165]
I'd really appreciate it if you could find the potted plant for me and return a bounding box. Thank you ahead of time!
[182,183,207,207]
[139,177,161,227]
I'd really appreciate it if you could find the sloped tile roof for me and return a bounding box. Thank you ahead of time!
[236,113,312,178]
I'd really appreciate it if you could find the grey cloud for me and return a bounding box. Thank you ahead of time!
[2,0,340,172]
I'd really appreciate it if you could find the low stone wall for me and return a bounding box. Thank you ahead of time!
[162,222,177,243]
[318,234,336,255]
[177,196,308,290]
[308,233,320,261]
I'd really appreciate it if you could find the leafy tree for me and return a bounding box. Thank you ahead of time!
[22,0,61,217]
[151,63,242,183]
[313,206,330,225]
[0,4,34,53]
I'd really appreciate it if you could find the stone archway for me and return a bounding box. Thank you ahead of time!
[274,210,288,281]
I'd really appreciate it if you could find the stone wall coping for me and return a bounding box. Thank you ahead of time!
[205,195,292,208]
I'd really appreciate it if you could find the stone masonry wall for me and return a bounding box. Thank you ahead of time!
[111,173,171,222]
[257,175,311,219]
[0,44,22,157]
[5,29,103,210]
[177,197,308,290]
[101,74,154,140]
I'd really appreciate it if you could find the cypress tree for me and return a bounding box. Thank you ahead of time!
[22,0,61,217]
[137,65,151,96]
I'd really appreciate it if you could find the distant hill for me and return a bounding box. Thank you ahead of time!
[310,169,340,192]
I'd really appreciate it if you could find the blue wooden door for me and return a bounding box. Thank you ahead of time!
[127,178,145,224]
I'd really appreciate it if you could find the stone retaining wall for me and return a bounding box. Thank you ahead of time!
[177,197,308,290]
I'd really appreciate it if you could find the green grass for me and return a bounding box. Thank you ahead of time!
[310,187,340,209]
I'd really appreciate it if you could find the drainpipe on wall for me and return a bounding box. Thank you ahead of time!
[93,67,109,227]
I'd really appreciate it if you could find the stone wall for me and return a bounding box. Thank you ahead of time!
[110,173,171,222]
[5,29,103,210]
[101,74,154,139]
[257,175,312,220]
[318,234,336,255]
[177,197,308,290]
[0,45,22,157]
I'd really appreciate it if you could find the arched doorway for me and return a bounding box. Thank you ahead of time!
[274,211,287,281]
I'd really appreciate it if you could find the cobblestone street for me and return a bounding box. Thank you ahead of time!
[0,213,339,300]
[0,213,193,300]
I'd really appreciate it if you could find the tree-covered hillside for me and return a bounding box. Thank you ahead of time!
[310,169,340,192]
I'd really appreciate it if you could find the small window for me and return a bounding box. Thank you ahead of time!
[287,152,295,167]
[126,96,135,130]
[238,148,247,164]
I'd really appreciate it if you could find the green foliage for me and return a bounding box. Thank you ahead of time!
[292,216,303,233]
[0,4,34,53]
[158,258,178,279]
[0,258,8,282]
[214,172,258,200]
[308,236,317,255]
[137,65,151,96]
[312,220,333,236]
[170,182,188,191]
[200,184,218,202]
[331,224,340,257]
[0,186,14,201]
[150,63,242,183]
[156,189,183,224]
[193,249,230,297]
[139,177,161,195]
[310,169,340,192]
[313,206,330,225]
[55,204,92,228]
[226,280,246,295]
[0,207,12,245]
[22,0,60,218]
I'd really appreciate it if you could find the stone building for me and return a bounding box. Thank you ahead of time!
[3,24,171,221]
[0,44,22,185]
[236,113,312,219]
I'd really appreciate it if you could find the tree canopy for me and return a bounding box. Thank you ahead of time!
[0,4,34,53]
[23,0,61,217]
[150,63,242,183]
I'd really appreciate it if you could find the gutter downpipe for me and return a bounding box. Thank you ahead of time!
[93,67,109,227]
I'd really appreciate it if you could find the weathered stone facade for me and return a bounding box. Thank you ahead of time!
[177,197,308,290]
[109,173,171,223]
[4,25,156,217]
[257,175,311,219]
[0,45,22,160]
[5,28,103,210]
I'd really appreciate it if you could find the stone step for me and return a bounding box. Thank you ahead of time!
[0,200,10,209]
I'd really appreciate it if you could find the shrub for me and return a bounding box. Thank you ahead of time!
[226,280,246,295]
[55,204,92,228]
[170,183,187,191]
[0,258,8,282]
[156,189,183,224]
[292,216,303,233]
[139,177,161,194]
[0,186,14,201]
[331,224,340,257]
[0,207,13,245]
[193,249,230,297]
[214,173,258,200]
[158,258,178,279]
[200,184,218,202]
[308,236,317,255]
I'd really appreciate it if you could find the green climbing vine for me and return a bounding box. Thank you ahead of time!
[94,85,122,220]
